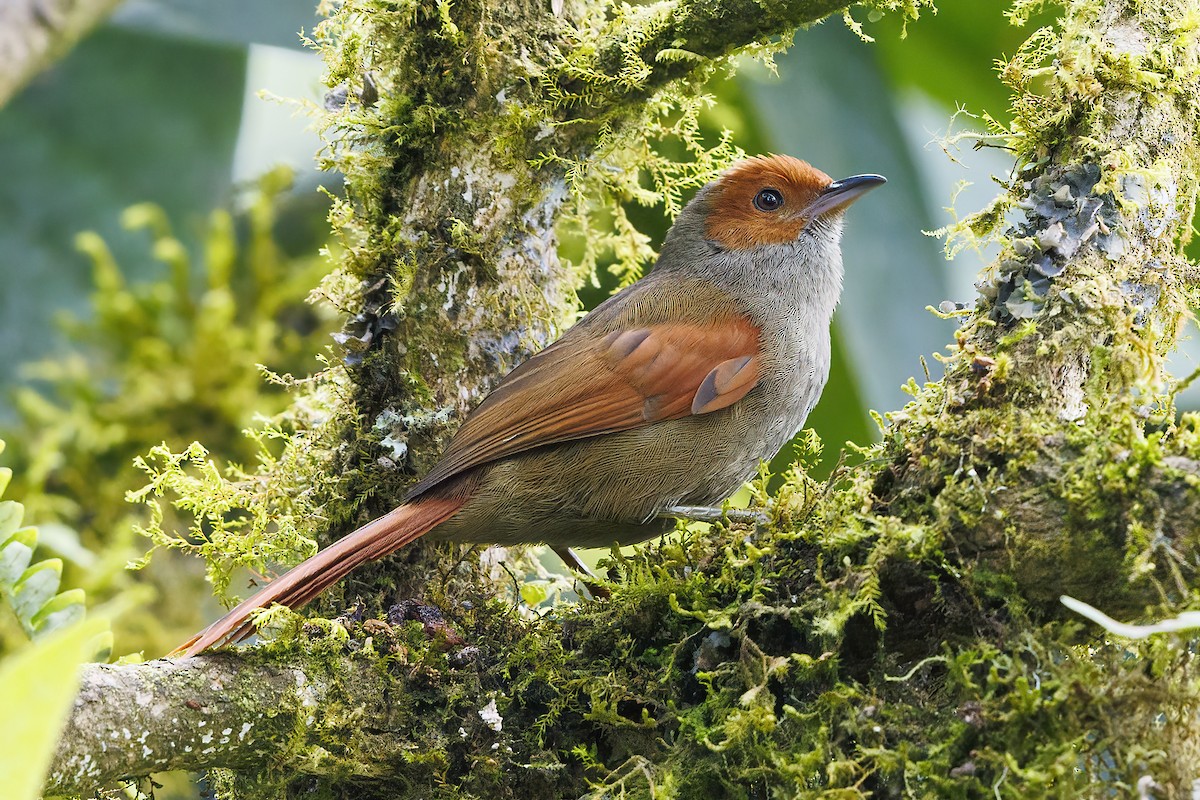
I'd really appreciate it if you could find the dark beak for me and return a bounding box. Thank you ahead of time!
[804,173,887,219]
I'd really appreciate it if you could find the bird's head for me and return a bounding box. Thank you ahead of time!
[700,154,885,251]
[653,154,885,318]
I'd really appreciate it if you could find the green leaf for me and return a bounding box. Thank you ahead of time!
[31,589,88,637]
[0,440,103,652]
[0,527,36,585]
[0,619,107,800]
[520,583,549,608]
[12,560,63,626]
[0,500,24,538]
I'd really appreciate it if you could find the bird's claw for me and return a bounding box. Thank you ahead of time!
[551,545,612,600]
[658,505,769,526]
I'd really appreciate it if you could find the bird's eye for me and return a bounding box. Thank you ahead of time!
[753,188,784,212]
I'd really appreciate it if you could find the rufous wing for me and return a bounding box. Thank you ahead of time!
[408,315,761,497]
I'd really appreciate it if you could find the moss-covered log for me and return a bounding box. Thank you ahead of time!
[45,448,1200,796]
[48,0,1200,796]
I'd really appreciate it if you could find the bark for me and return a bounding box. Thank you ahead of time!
[47,0,1200,797]
[0,0,124,107]
[49,657,318,787]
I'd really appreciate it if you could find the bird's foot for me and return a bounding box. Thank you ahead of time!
[551,545,612,600]
[658,505,769,526]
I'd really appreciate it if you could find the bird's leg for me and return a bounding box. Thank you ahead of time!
[658,505,769,526]
[551,545,598,580]
[551,545,611,600]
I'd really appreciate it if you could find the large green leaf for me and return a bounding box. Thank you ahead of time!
[0,619,107,800]
[870,0,1055,125]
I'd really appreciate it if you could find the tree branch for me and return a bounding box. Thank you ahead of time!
[46,451,1200,794]
[50,657,315,789]
[563,0,850,103]
[0,0,124,107]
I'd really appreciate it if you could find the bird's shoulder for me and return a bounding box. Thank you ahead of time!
[566,270,750,337]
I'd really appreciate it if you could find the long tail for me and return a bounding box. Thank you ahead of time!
[175,494,467,657]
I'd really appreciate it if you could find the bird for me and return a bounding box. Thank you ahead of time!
[177,155,885,656]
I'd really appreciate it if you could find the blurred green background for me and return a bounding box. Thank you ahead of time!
[2,1,1197,795]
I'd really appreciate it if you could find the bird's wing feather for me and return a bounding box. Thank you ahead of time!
[408,305,761,498]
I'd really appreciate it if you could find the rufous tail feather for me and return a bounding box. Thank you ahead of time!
[174,495,466,657]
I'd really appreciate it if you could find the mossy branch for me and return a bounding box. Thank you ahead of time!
[557,0,933,105]
[554,0,849,106]
[44,451,1200,795]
